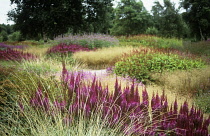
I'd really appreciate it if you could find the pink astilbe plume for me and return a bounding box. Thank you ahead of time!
[30,87,50,112]
[23,65,210,135]
[0,48,37,61]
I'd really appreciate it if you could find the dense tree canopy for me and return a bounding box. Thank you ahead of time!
[8,0,113,39]
[181,0,210,40]
[0,24,14,41]
[151,0,188,38]
[83,0,113,33]
[6,0,210,40]
[111,0,151,36]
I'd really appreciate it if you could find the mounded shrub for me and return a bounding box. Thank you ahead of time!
[114,50,205,83]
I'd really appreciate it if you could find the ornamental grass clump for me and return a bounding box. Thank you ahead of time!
[18,65,210,135]
[55,33,119,49]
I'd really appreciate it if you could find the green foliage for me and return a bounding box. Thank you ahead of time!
[195,93,210,113]
[0,24,14,42]
[181,0,210,40]
[151,0,188,38]
[82,0,114,33]
[8,0,113,39]
[111,0,152,36]
[0,31,8,42]
[8,31,22,41]
[114,53,205,83]
[145,27,158,35]
[118,35,183,49]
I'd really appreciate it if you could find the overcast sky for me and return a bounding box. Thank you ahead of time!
[0,0,181,25]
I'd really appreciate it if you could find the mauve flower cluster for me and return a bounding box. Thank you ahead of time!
[23,65,210,135]
[55,33,119,48]
[0,42,28,50]
[46,43,91,55]
[0,48,37,61]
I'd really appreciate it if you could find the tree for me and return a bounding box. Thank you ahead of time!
[8,0,84,40]
[111,0,152,36]
[8,0,114,40]
[83,0,114,33]
[0,24,14,41]
[151,0,188,38]
[181,0,210,40]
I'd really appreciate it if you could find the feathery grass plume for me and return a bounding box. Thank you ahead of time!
[152,66,210,97]
[73,46,135,69]
[17,65,210,135]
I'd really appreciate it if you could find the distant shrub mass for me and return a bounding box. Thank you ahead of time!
[55,33,119,49]
[118,34,182,49]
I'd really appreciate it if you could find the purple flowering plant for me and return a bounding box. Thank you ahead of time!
[0,49,37,61]
[0,42,28,50]
[46,43,94,63]
[46,43,91,55]
[54,33,119,49]
[20,64,210,135]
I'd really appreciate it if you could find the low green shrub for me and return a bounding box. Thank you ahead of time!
[8,31,22,41]
[114,53,205,83]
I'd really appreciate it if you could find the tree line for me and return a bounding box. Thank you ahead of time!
[2,0,210,41]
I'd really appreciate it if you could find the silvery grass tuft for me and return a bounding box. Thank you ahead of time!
[54,33,119,49]
[16,64,210,135]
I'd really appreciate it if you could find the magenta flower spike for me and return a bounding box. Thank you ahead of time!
[26,66,210,135]
[42,97,50,111]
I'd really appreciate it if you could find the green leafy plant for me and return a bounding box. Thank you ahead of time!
[114,53,205,83]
